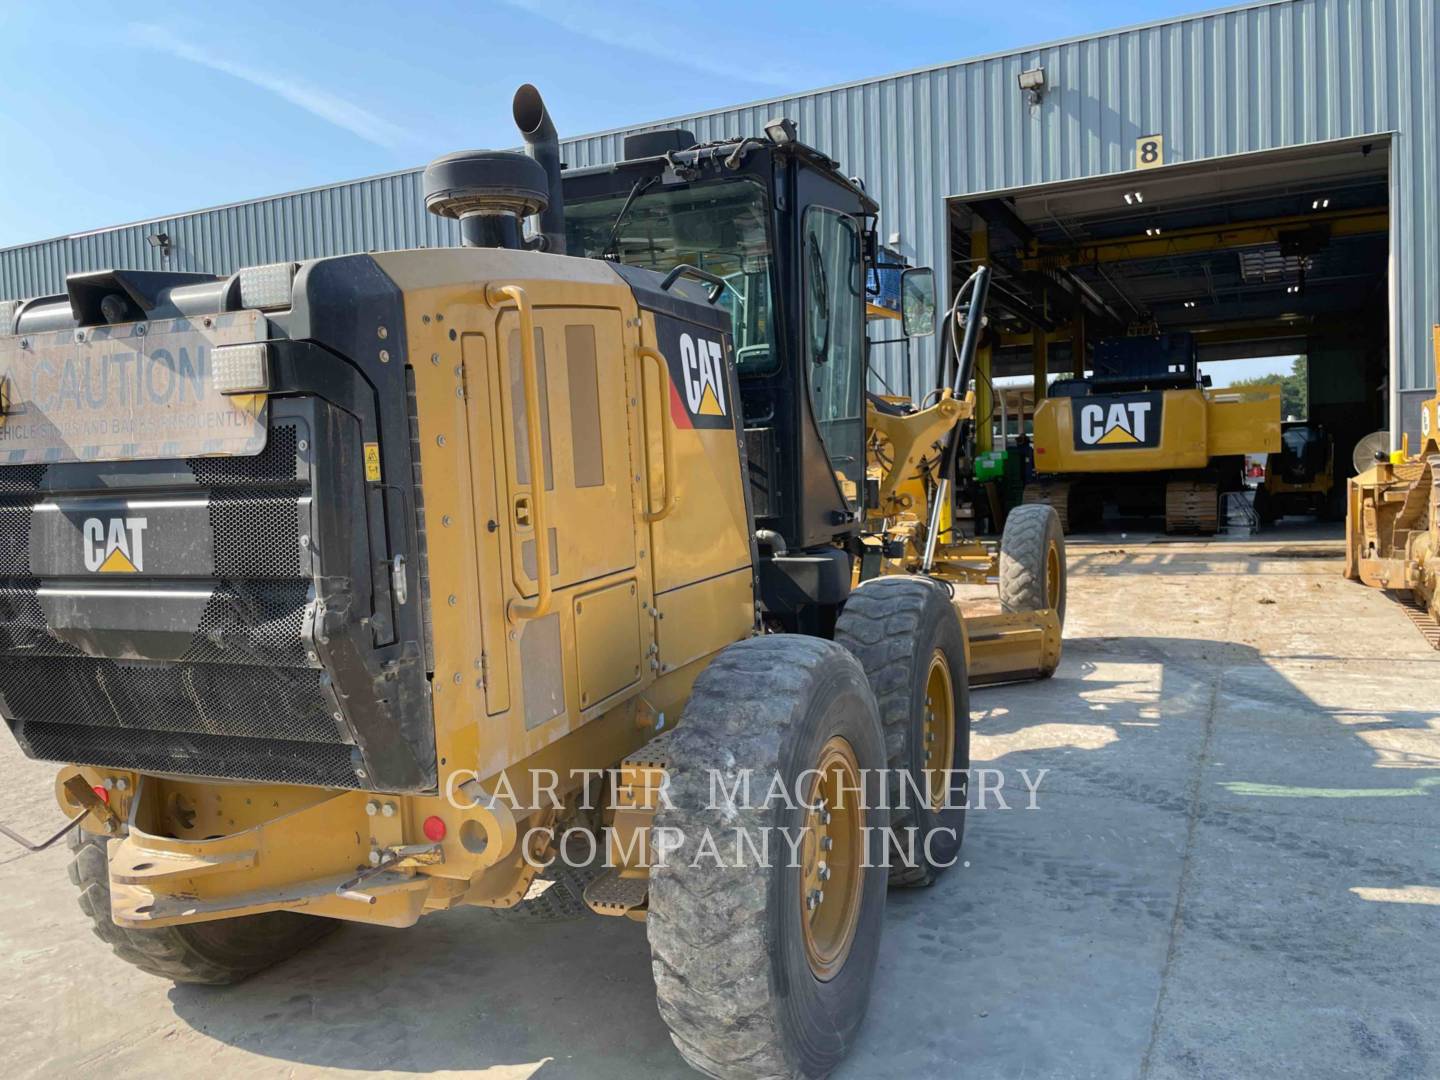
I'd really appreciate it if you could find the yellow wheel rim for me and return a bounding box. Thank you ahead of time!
[921,651,955,811]
[800,736,864,981]
[1046,540,1062,610]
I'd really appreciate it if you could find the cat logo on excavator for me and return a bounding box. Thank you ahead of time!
[1073,393,1163,450]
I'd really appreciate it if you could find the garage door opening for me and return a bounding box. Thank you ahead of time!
[948,136,1390,534]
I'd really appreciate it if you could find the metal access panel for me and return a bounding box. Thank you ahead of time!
[574,579,642,710]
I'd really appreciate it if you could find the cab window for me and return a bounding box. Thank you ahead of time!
[802,206,865,507]
[565,180,779,375]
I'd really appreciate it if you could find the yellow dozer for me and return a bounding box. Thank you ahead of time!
[1025,332,1281,533]
[0,87,1065,1078]
[1344,327,1440,647]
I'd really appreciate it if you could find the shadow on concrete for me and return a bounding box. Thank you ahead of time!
[166,899,682,1077]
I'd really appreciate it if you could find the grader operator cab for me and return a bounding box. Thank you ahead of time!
[0,86,1065,1078]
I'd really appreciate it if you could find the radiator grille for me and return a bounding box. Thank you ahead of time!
[187,424,301,486]
[0,656,343,744]
[0,504,32,577]
[15,722,360,789]
[0,414,366,789]
[208,494,303,577]
[181,584,311,667]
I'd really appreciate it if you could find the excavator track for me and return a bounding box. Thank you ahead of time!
[1022,482,1072,533]
[1164,480,1219,534]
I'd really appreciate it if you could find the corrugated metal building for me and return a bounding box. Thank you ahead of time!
[2,0,1436,438]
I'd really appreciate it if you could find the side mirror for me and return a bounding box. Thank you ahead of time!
[900,267,936,338]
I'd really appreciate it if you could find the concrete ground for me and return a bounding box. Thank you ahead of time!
[1,522,1437,1079]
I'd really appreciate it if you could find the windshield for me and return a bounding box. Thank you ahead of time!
[566,179,779,375]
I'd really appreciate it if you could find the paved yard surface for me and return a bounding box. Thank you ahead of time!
[1,527,1437,1079]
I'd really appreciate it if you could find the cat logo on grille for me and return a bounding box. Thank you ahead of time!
[82,517,148,573]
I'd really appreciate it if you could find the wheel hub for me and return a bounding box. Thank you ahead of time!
[921,650,955,811]
[800,736,864,981]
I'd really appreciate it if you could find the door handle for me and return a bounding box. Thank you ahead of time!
[488,283,552,624]
[638,346,676,523]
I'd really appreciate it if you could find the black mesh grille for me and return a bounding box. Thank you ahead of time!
[209,494,302,577]
[0,587,81,656]
[181,584,312,667]
[0,656,343,744]
[0,409,386,791]
[15,722,361,789]
[187,423,301,486]
[0,465,47,494]
[0,504,32,577]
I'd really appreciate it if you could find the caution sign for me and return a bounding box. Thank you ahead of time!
[1072,392,1164,451]
[0,310,269,465]
[651,312,734,431]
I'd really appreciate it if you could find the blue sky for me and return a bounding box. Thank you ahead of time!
[0,0,1217,249]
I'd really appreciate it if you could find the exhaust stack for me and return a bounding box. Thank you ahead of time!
[512,84,566,255]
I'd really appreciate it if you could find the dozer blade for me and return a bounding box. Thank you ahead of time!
[962,609,1063,686]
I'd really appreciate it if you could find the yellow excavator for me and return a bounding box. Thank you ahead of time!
[1025,332,1281,533]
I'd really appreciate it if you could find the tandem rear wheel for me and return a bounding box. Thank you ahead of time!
[648,636,889,1080]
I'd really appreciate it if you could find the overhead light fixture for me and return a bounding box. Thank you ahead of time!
[763,117,797,145]
[1311,197,1331,210]
[1123,191,1145,205]
[1146,227,1162,237]
[1017,67,1047,107]
[146,231,172,258]
[1183,300,1197,309]
[1286,284,1302,295]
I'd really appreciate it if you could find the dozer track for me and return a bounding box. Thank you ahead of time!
[1400,597,1440,651]
[1023,482,1072,533]
[1165,480,1219,534]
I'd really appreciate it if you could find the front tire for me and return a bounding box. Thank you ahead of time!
[999,503,1067,628]
[648,637,888,1080]
[834,576,970,888]
[68,830,334,985]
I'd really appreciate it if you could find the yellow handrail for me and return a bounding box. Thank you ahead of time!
[638,346,676,523]
[487,283,552,623]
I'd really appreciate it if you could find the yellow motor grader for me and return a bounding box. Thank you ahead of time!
[1344,327,1440,647]
[0,87,1064,1078]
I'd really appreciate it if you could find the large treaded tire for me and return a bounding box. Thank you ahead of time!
[833,576,969,888]
[68,830,335,985]
[999,503,1067,628]
[648,636,888,1080]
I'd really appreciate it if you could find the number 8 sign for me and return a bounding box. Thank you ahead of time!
[1136,134,1164,169]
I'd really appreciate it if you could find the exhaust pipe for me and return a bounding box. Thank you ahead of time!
[512,84,566,255]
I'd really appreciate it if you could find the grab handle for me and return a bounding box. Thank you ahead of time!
[638,346,676,523]
[488,283,552,623]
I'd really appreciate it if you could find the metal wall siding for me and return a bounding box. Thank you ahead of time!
[0,0,1434,389]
